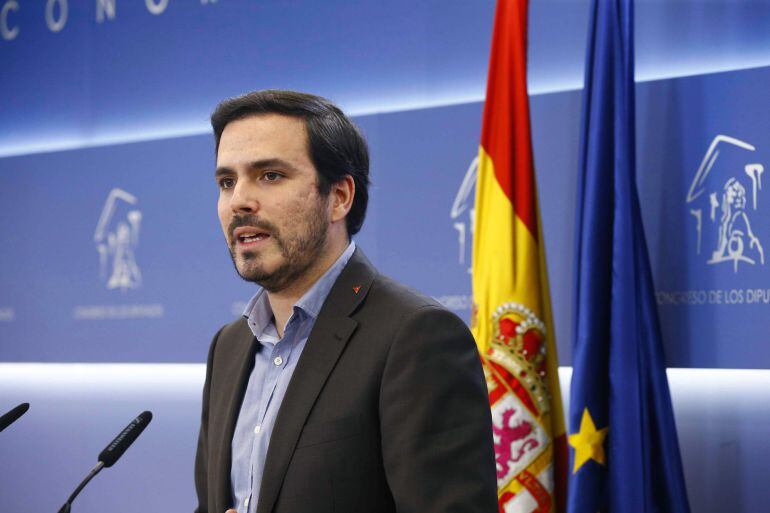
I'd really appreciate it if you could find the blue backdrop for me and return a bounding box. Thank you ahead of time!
[2,66,769,368]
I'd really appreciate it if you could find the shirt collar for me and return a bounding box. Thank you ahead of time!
[242,241,356,338]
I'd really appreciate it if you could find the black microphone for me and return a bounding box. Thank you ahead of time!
[98,410,153,467]
[0,402,29,432]
[57,411,153,513]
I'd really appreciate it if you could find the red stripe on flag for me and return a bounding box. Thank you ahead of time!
[480,0,538,240]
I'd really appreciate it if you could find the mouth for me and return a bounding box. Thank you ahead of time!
[233,226,270,247]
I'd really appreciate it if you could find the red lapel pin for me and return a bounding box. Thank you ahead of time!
[352,285,361,294]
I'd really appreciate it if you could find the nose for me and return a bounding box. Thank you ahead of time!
[229,180,259,214]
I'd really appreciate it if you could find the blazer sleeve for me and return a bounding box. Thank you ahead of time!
[378,305,498,513]
[194,328,222,513]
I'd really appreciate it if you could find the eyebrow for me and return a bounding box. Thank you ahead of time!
[215,158,299,178]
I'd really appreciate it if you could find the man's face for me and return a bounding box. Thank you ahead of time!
[215,114,332,292]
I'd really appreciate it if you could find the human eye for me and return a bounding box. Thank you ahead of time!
[262,171,283,182]
[217,176,236,190]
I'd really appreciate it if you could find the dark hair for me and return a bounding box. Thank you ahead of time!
[211,89,370,236]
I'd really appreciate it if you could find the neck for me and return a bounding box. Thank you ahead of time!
[267,233,349,337]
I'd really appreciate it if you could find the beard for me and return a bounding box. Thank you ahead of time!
[226,200,329,293]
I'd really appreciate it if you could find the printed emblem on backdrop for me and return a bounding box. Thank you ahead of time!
[687,135,765,272]
[94,188,143,290]
[429,156,480,314]
[450,156,478,273]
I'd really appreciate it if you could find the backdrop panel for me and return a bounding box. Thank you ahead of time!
[3,0,769,155]
[2,66,769,367]
[2,365,768,513]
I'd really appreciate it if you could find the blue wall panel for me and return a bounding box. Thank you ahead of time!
[2,0,769,156]
[2,67,769,368]
[2,366,768,513]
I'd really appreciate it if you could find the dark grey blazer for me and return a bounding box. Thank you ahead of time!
[194,249,497,513]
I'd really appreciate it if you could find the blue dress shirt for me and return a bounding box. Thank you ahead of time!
[230,241,356,513]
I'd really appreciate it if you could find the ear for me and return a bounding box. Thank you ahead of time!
[330,175,355,224]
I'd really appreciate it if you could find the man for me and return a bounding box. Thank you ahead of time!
[195,89,497,513]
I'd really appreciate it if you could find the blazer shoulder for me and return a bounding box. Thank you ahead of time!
[366,273,462,323]
[374,273,439,303]
[343,249,467,329]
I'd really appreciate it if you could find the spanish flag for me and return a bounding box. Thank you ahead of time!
[471,0,567,511]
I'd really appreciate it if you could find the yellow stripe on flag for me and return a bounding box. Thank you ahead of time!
[472,148,540,353]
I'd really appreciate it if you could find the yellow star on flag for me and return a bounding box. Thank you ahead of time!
[568,407,609,474]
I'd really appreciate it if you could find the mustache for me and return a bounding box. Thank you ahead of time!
[228,215,280,242]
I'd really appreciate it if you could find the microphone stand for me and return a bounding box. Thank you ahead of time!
[57,461,105,513]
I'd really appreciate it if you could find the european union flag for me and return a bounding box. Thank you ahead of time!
[567,1,691,512]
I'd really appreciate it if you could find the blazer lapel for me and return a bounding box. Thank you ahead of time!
[256,248,376,513]
[215,320,259,512]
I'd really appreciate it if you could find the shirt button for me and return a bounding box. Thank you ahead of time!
[254,425,261,434]
[273,356,283,366]
[244,496,250,508]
